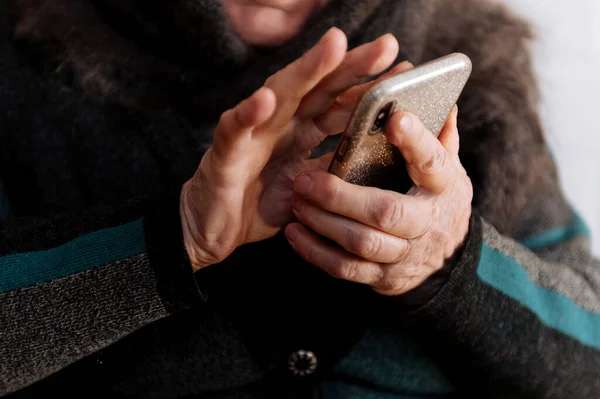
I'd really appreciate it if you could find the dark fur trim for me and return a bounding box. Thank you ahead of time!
[424,0,549,233]
[12,0,552,233]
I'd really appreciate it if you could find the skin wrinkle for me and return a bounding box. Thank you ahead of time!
[10,0,540,299]
[4,1,600,397]
[287,96,470,295]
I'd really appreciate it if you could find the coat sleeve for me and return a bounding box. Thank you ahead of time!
[396,2,600,397]
[0,188,203,395]
[397,206,600,398]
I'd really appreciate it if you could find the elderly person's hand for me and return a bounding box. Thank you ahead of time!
[284,106,473,296]
[181,28,411,271]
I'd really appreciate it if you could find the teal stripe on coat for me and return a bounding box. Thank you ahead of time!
[519,211,590,250]
[477,243,600,350]
[0,219,146,293]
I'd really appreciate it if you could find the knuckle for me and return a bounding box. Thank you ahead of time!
[347,229,381,259]
[331,261,359,281]
[376,278,395,293]
[303,245,319,266]
[320,175,342,207]
[301,51,329,82]
[312,114,331,134]
[232,105,248,127]
[428,226,450,246]
[218,109,234,128]
[391,239,411,264]
[264,73,278,88]
[402,262,422,277]
[351,66,370,83]
[462,175,474,202]
[420,146,447,173]
[446,171,473,205]
[418,204,435,237]
[369,195,403,231]
[376,275,407,294]
[181,188,238,266]
[333,91,355,110]
[194,233,237,266]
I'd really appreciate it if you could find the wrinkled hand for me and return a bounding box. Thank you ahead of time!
[285,107,473,296]
[181,28,410,271]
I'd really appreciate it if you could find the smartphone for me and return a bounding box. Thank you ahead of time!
[328,53,472,193]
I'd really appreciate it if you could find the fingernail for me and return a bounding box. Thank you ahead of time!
[452,105,459,124]
[285,225,299,243]
[323,26,339,40]
[294,174,313,196]
[390,61,413,74]
[399,113,413,133]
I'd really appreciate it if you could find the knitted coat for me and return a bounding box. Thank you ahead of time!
[1,0,599,397]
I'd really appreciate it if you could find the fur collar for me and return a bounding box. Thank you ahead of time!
[11,0,550,235]
[13,0,395,115]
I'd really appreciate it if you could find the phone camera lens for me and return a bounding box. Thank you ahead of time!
[371,101,394,133]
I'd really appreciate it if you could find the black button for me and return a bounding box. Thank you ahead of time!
[287,350,318,377]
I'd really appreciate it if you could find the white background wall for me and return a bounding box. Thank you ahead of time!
[502,0,600,254]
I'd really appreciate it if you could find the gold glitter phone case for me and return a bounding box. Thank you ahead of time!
[328,53,472,192]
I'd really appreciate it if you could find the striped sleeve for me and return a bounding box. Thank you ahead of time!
[398,5,600,395]
[0,192,202,395]
[400,210,600,398]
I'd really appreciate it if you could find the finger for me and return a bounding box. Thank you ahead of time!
[314,61,414,135]
[212,87,277,161]
[438,105,460,156]
[285,223,385,285]
[305,151,335,172]
[298,34,399,118]
[264,27,347,127]
[333,61,415,112]
[386,112,455,193]
[291,194,409,263]
[293,170,430,238]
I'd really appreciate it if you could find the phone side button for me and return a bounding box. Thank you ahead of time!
[336,136,350,160]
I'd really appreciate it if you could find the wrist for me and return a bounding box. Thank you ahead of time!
[180,181,210,272]
[144,189,205,311]
[384,211,472,310]
[393,239,466,310]
[377,212,481,314]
